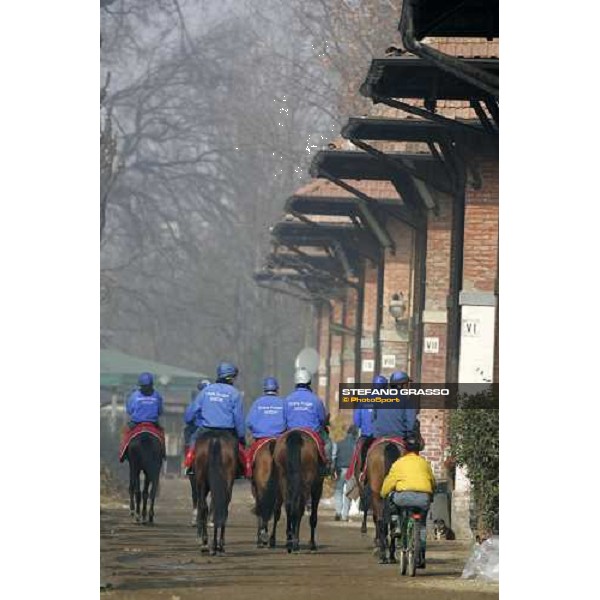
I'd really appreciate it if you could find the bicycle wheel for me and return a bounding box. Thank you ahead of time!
[407,518,417,577]
[399,549,407,575]
[410,521,423,577]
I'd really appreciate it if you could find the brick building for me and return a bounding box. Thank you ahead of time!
[255,1,498,538]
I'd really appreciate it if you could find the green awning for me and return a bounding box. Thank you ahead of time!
[100,349,208,392]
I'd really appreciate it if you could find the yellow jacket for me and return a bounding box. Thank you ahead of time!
[380,453,436,498]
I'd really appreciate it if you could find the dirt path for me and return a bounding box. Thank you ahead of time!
[101,478,498,600]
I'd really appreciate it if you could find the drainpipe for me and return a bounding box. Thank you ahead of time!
[399,0,499,99]
[374,250,385,376]
[354,260,365,383]
[413,220,428,383]
[446,189,465,384]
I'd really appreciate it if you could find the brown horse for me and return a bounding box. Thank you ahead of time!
[273,430,323,553]
[127,433,162,525]
[250,439,282,548]
[194,430,238,555]
[365,441,404,563]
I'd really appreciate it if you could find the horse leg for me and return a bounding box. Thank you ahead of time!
[128,462,136,518]
[198,486,209,553]
[309,482,322,553]
[218,524,226,555]
[141,473,150,523]
[211,520,219,556]
[189,473,198,526]
[148,471,158,524]
[360,486,370,534]
[269,497,281,548]
[134,470,142,523]
[377,517,389,563]
[286,504,294,554]
[383,497,396,563]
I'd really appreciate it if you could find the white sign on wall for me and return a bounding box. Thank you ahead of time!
[458,305,495,383]
[382,355,396,368]
[319,376,327,388]
[424,337,440,353]
[462,318,481,337]
[362,359,375,373]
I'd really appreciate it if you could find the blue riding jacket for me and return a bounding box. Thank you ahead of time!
[372,405,417,438]
[353,406,374,437]
[246,393,285,438]
[187,382,245,438]
[126,389,164,424]
[283,387,327,432]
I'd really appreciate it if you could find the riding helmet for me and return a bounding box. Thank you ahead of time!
[138,372,154,387]
[294,367,312,386]
[197,378,211,391]
[263,376,279,393]
[372,374,388,386]
[404,434,421,452]
[390,370,411,384]
[217,362,239,380]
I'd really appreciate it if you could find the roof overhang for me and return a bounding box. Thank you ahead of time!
[271,220,381,262]
[401,0,499,40]
[360,56,498,102]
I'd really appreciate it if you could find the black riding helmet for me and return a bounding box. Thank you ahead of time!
[404,434,421,452]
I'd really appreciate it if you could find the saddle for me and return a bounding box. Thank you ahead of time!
[284,427,327,464]
[358,436,406,483]
[119,422,165,462]
[182,434,247,472]
[245,437,277,478]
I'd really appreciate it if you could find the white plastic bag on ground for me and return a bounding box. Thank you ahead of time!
[348,498,360,516]
[461,535,499,582]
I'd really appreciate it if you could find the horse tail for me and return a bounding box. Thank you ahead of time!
[286,431,304,517]
[258,439,278,523]
[384,442,401,476]
[207,436,228,527]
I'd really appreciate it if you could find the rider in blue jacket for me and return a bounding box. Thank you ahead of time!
[352,374,386,472]
[183,378,210,475]
[246,377,285,439]
[372,371,417,439]
[126,372,164,426]
[284,368,332,472]
[187,362,245,446]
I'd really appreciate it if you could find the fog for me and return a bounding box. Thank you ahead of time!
[100,0,402,398]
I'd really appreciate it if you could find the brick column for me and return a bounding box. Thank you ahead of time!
[328,300,343,419]
[380,219,414,378]
[418,194,453,481]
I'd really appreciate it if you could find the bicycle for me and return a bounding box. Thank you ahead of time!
[393,507,424,576]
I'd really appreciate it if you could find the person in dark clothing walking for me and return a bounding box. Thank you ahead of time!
[333,425,358,521]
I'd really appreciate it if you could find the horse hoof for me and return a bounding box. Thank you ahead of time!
[379,557,389,565]
[200,546,209,554]
[360,525,367,534]
[269,540,276,549]
[389,557,397,564]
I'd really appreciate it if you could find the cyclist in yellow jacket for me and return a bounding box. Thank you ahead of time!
[380,435,436,567]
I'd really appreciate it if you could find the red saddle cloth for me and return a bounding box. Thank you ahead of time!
[345,438,366,481]
[245,437,278,478]
[358,436,406,483]
[119,423,165,462]
[183,441,247,470]
[285,427,327,464]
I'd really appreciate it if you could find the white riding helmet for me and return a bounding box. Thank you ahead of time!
[294,367,312,386]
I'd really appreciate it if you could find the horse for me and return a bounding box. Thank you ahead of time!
[193,429,238,555]
[365,440,404,563]
[354,437,374,534]
[127,432,162,525]
[250,439,282,548]
[273,429,324,553]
